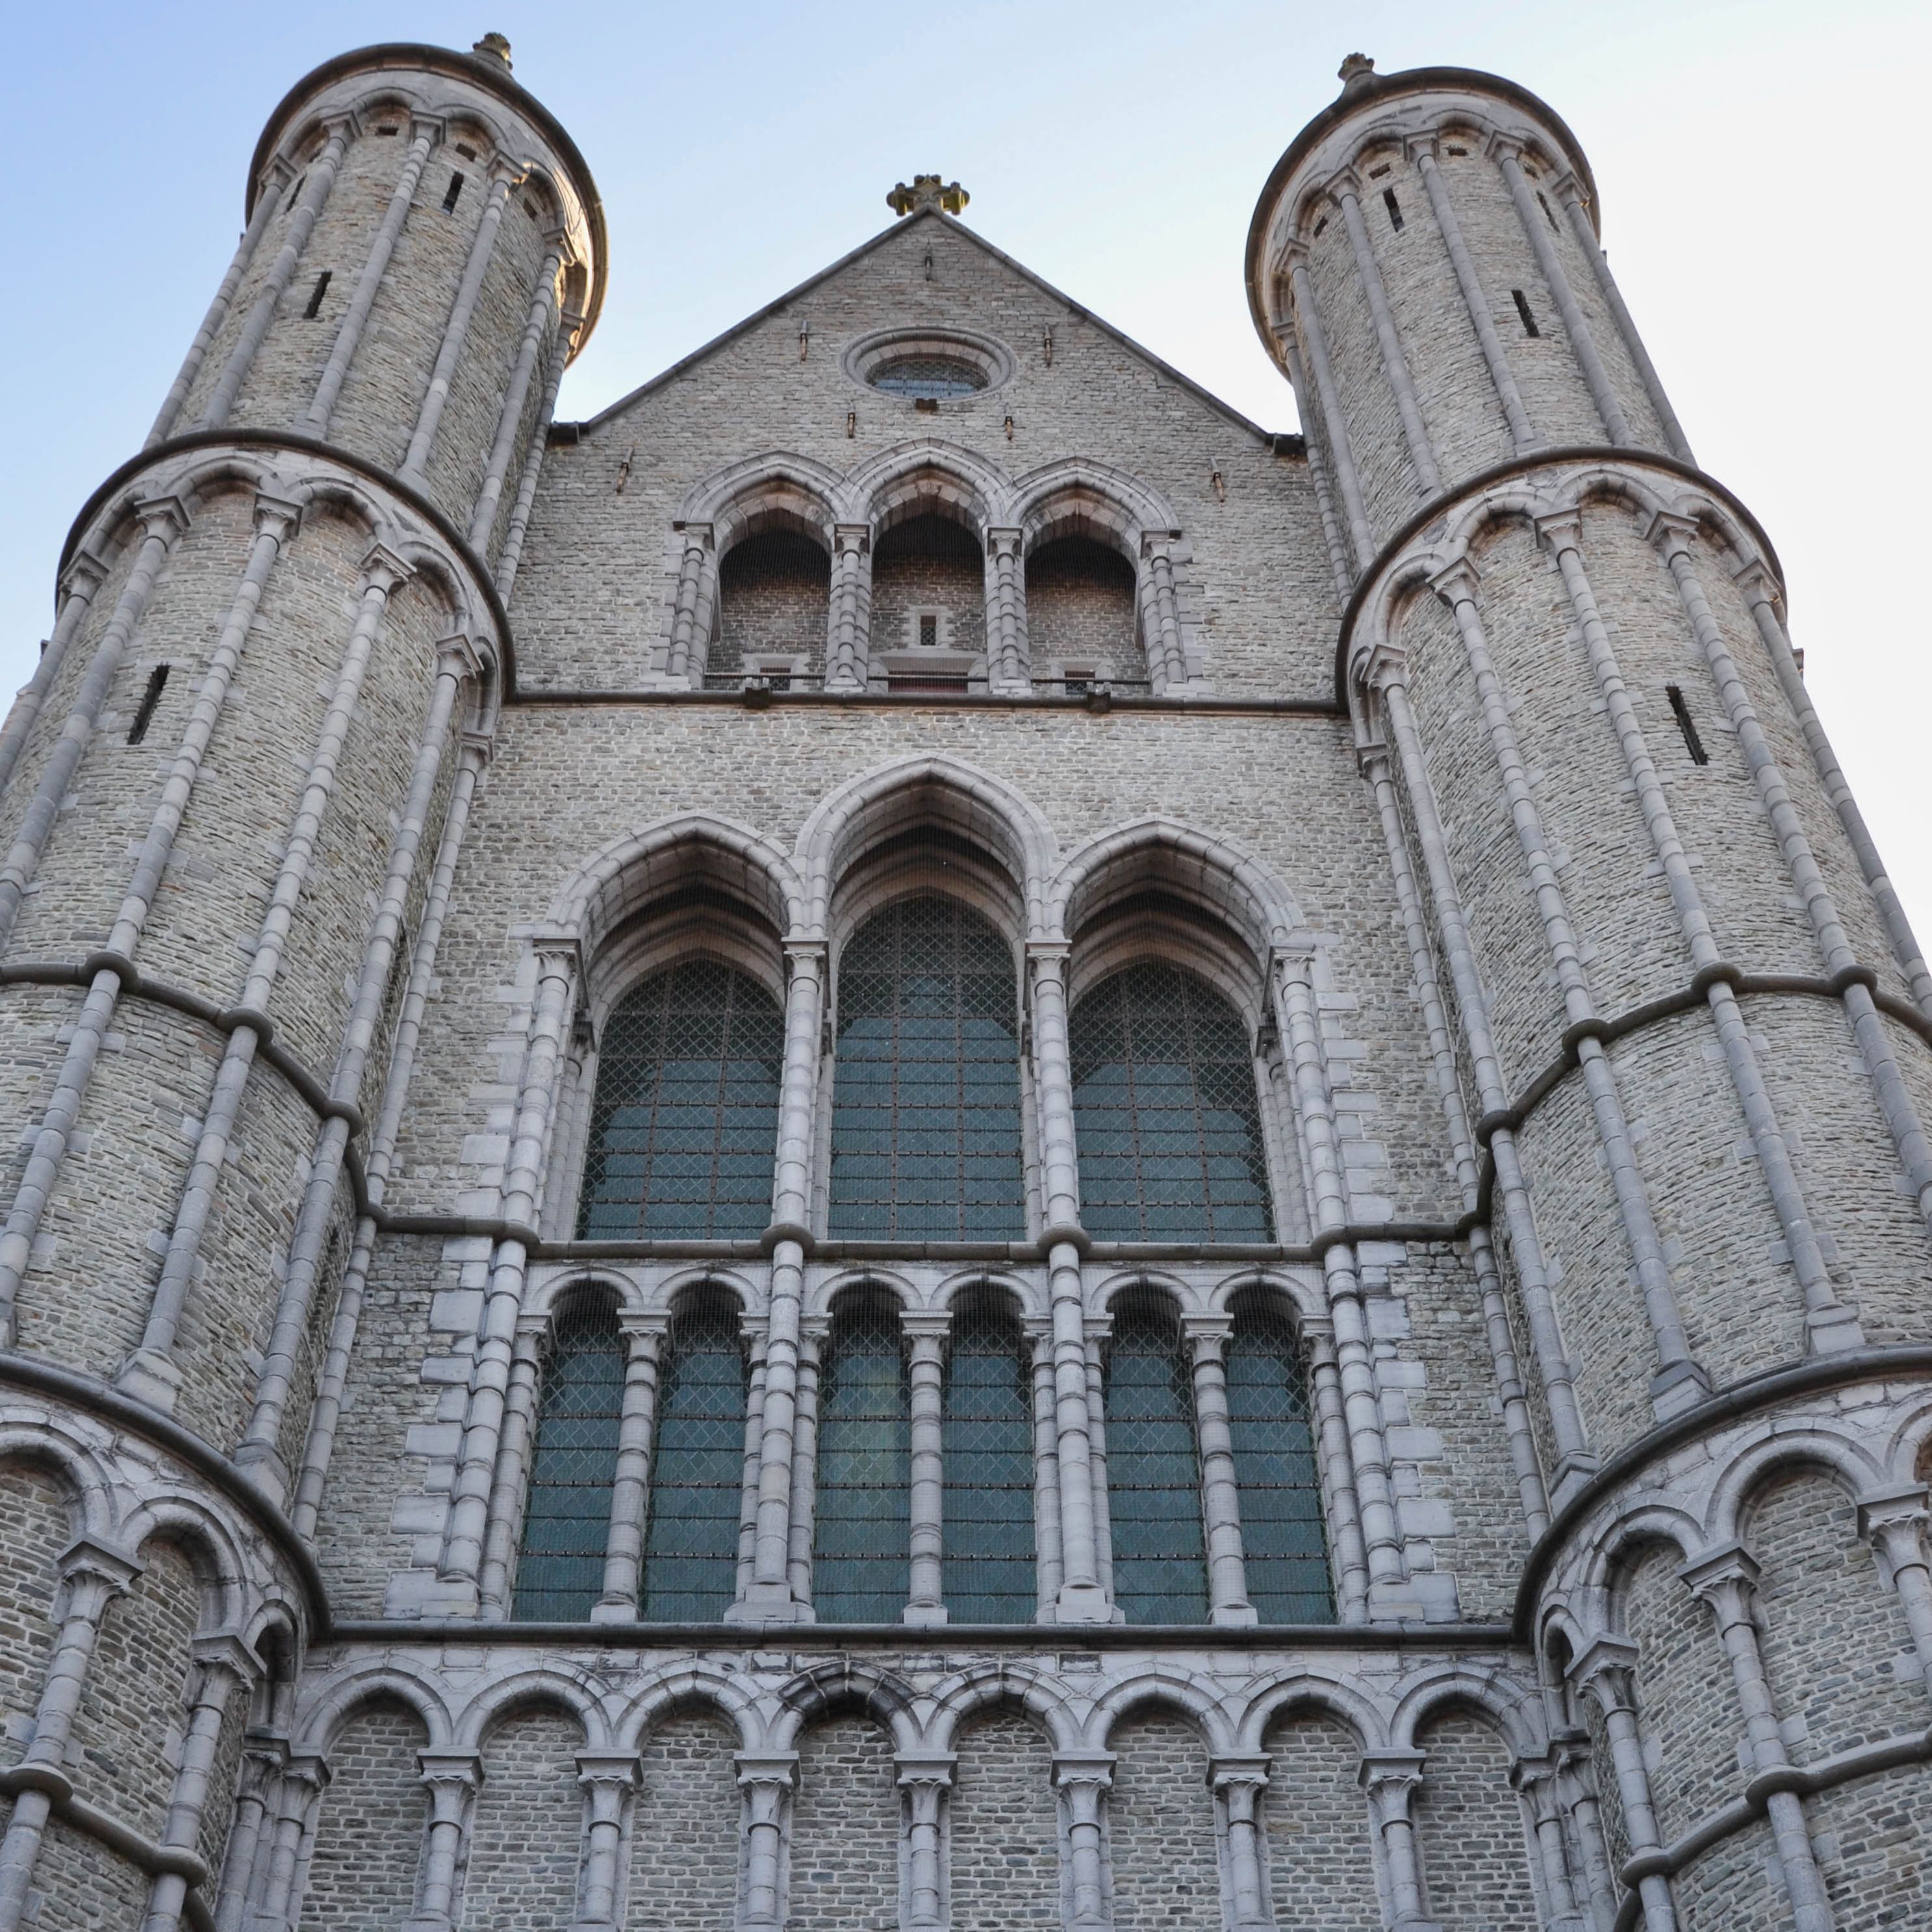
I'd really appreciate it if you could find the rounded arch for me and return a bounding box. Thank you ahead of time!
[615,1664,761,1753]
[524,1269,635,1323]
[293,1665,453,1755]
[0,1428,114,1544]
[1094,1273,1196,1323]
[1236,1670,1387,1753]
[116,1497,251,1635]
[924,1664,1081,1753]
[1210,1268,1327,1330]
[1708,1430,1885,1549]
[1580,1501,1705,1612]
[770,1660,922,1753]
[1086,1671,1233,1754]
[811,1268,919,1320]
[1388,1668,1544,1757]
[932,1269,1039,1323]
[456,1668,609,1750]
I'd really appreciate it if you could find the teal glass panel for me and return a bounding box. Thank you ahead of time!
[1227,1295,1334,1623]
[513,1298,623,1622]
[942,1299,1035,1622]
[829,897,1026,1240]
[577,960,783,1240]
[813,1295,909,1621]
[1105,1294,1208,1623]
[641,1297,747,1621]
[1069,962,1274,1243]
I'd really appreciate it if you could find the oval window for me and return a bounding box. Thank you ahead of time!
[869,355,988,400]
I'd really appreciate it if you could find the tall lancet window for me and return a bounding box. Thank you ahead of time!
[829,896,1026,1239]
[577,960,784,1239]
[941,1293,1036,1622]
[640,1293,748,1621]
[1227,1292,1333,1623]
[1069,961,1273,1243]
[515,1295,624,1622]
[812,1292,910,1621]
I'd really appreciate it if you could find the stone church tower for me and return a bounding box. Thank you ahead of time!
[0,31,1926,1932]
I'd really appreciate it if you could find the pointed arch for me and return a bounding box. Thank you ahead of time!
[839,438,1015,535]
[1012,458,1179,561]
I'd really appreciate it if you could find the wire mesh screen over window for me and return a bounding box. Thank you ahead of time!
[577,961,783,1240]
[942,1299,1036,1621]
[1070,963,1274,1242]
[1024,535,1147,685]
[829,897,1026,1239]
[1105,1294,1209,1623]
[514,1299,624,1621]
[712,529,830,680]
[812,1296,910,1621]
[1227,1296,1333,1622]
[641,1298,747,1621]
[869,356,988,398]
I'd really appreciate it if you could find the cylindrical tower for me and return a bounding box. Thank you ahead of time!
[1254,56,1932,1932]
[0,39,600,1931]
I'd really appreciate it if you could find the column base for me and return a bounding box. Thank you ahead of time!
[589,1597,638,1625]
[1805,1303,1867,1354]
[1048,1582,1115,1623]
[114,1347,183,1414]
[1210,1601,1259,1628]
[230,1440,292,1509]
[1648,1358,1712,1421]
[1364,1580,1430,1622]
[902,1603,948,1627]
[724,1582,815,1625]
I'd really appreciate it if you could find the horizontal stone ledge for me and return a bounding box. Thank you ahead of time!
[507,685,1351,719]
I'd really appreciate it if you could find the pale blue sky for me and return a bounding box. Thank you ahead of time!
[3,1,1926,934]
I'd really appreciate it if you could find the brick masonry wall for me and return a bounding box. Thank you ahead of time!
[1671,1816,1783,1932]
[1023,544,1143,682]
[0,1462,71,1768]
[301,1699,428,1929]
[948,1707,1059,1931]
[713,535,831,679]
[1410,1708,1539,1929]
[1106,1709,1219,1932]
[463,1705,584,1929]
[34,1816,149,1928]
[869,526,987,663]
[1261,1712,1383,1931]
[628,1707,741,1931]
[789,1712,901,1932]
[1812,1762,1932,1931]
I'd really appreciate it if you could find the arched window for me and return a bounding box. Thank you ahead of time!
[641,1293,747,1621]
[830,896,1026,1241]
[812,1293,909,1621]
[1227,1293,1332,1623]
[1069,961,1274,1243]
[1104,1291,1208,1624]
[711,529,830,686]
[514,1295,624,1622]
[1025,534,1147,690]
[577,960,784,1240]
[942,1295,1035,1622]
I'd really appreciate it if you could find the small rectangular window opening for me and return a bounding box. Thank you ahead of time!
[375,124,399,136]
[1446,144,1469,157]
[455,142,478,161]
[302,270,332,318]
[1382,187,1404,231]
[1511,288,1541,338]
[441,171,465,213]
[1666,685,1709,765]
[919,614,939,649]
[1367,163,1390,179]
[127,666,169,746]
[1538,190,1559,232]
[1312,215,1328,237]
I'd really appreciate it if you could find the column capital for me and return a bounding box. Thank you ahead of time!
[1082,1313,1113,1345]
[1360,639,1410,696]
[1209,1751,1273,1792]
[618,1309,670,1345]
[1427,555,1482,607]
[1052,1749,1116,1790]
[1643,509,1701,557]
[190,1630,261,1686]
[1182,1312,1234,1352]
[576,1751,642,1792]
[407,111,448,146]
[1484,129,1527,166]
[783,937,830,969]
[460,726,496,766]
[417,1746,483,1791]
[1506,1751,1562,1809]
[985,526,1024,557]
[1677,1541,1760,1624]
[1567,1634,1640,1711]
[901,1310,954,1346]
[833,522,872,557]
[282,1749,331,1795]
[1026,941,1072,984]
[1857,1482,1932,1574]
[1531,508,1585,556]
[58,545,110,601]
[1138,527,1183,562]
[251,489,304,541]
[1729,555,1781,610]
[734,1750,798,1791]
[1323,163,1366,204]
[133,492,193,546]
[435,632,485,681]
[359,540,416,592]
[895,1749,956,1789]
[1357,1747,1427,1807]
[57,1531,143,1596]
[671,519,715,552]
[1547,168,1589,210]
[522,929,584,976]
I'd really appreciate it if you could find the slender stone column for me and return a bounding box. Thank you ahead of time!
[0,494,296,1341]
[198,119,353,430]
[826,525,872,690]
[897,1754,954,1931]
[400,162,522,487]
[1027,1323,1064,1612]
[1212,1757,1273,1931]
[1410,143,1537,452]
[1139,534,1189,691]
[1277,329,1356,600]
[986,527,1027,691]
[439,937,581,1597]
[594,1313,668,1621]
[477,1317,548,1615]
[1304,1321,1369,1619]
[1679,1547,1835,1932]
[772,943,826,1233]
[1510,1755,1588,1932]
[737,1754,797,1932]
[1083,1323,1115,1602]
[1287,250,1375,568]
[1184,1316,1256,1626]
[469,239,568,551]
[574,1754,638,1929]
[904,1312,950,1624]
[1537,515,1864,1354]
[149,165,290,444]
[1052,1755,1115,1932]
[661,524,715,687]
[1555,175,1692,461]
[0,548,108,802]
[251,1753,328,1932]
[0,496,186,952]
[0,1537,141,1931]
[1856,1485,1932,1694]
[301,117,442,435]
[734,1324,769,1601]
[1570,1641,1679,1932]
[406,1749,481,1932]
[138,1638,255,1932]
[1491,139,1632,444]
[1329,169,1440,495]
[1551,1727,1621,1932]
[212,1737,282,1932]
[1274,957,1412,1610]
[494,315,579,602]
[1359,1751,1438,1930]
[786,1318,826,1607]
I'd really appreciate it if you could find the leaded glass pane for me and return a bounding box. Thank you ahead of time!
[1105,1294,1208,1624]
[514,1299,623,1622]
[1070,962,1274,1243]
[942,1299,1034,1622]
[870,356,988,398]
[641,1298,747,1621]
[812,1295,910,1621]
[1227,1295,1334,1623]
[829,898,1026,1240]
[577,960,783,1241]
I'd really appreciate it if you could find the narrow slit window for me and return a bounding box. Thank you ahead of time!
[1666,685,1709,765]
[1382,187,1404,231]
[302,270,331,318]
[918,613,938,649]
[1538,189,1559,231]
[127,665,169,745]
[442,170,466,213]
[1511,289,1540,338]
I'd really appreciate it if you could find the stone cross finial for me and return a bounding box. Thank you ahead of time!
[1339,52,1375,93]
[473,32,513,69]
[888,175,970,216]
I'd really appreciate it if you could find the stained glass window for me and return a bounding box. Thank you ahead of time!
[812,1294,911,1622]
[942,1297,1036,1622]
[1069,962,1274,1243]
[1105,1292,1208,1624]
[829,897,1026,1240]
[1227,1293,1332,1623]
[514,1296,624,1622]
[870,356,988,398]
[576,960,784,1241]
[641,1295,747,1621]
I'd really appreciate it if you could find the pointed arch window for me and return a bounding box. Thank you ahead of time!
[942,1295,1036,1622]
[577,959,784,1240]
[1069,961,1274,1243]
[829,896,1026,1240]
[514,1295,624,1622]
[812,1293,910,1621]
[641,1295,748,1621]
[1227,1293,1333,1623]
[1105,1292,1209,1624]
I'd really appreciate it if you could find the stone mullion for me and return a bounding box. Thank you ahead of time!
[786,1318,826,1607]
[1052,1755,1115,1932]
[748,1234,810,1617]
[733,1325,769,1604]
[826,525,872,691]
[0,548,108,801]
[211,1740,281,1932]
[407,1749,481,1931]
[138,1641,254,1932]
[494,315,579,602]
[1083,1322,1115,1603]
[468,238,568,552]
[1856,1486,1932,1694]
[1304,1321,1370,1620]
[1539,515,1864,1354]
[1138,536,1189,692]
[301,118,441,436]
[905,1313,950,1623]
[1570,1642,1679,1932]
[1185,1316,1256,1626]
[1510,1754,1589,1932]
[1358,1751,1432,1929]
[736,1754,796,1932]
[897,1754,954,1932]
[662,524,714,685]
[1286,252,1376,569]
[198,120,353,431]
[986,527,1027,691]
[592,1314,668,1621]
[477,1317,547,1615]
[1027,1323,1064,1612]
[574,1754,638,1929]
[249,1753,328,1932]
[1364,745,1548,1533]
[1211,1757,1272,1931]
